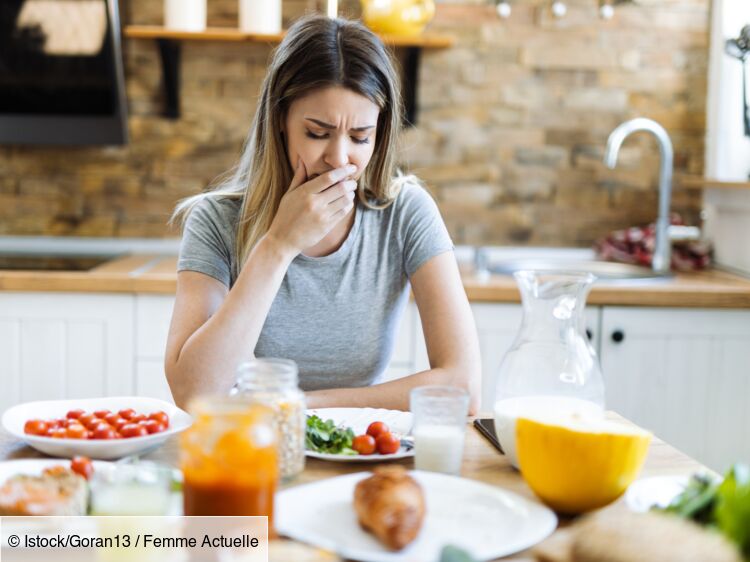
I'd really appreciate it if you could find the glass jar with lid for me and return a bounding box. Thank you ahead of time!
[231,358,306,480]
[180,395,278,520]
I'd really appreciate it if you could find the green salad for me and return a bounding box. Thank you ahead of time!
[655,463,750,560]
[305,415,358,455]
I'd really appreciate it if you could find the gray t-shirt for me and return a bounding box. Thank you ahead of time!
[177,181,453,391]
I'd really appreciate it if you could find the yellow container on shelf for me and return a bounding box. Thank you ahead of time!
[360,0,436,37]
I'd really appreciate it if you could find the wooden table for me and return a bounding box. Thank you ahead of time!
[0,414,708,561]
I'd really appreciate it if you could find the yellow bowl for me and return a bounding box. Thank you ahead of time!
[361,0,436,37]
[516,415,652,514]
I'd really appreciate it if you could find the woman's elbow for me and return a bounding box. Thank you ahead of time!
[165,358,189,411]
[446,363,481,416]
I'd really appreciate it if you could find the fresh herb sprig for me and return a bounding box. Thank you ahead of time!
[655,463,750,559]
[305,415,357,455]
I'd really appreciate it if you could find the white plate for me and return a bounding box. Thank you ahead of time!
[0,458,183,541]
[306,408,414,462]
[625,474,703,512]
[0,458,112,543]
[0,458,113,483]
[2,397,193,460]
[277,470,557,562]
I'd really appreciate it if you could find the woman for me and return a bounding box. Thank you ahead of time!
[165,14,481,413]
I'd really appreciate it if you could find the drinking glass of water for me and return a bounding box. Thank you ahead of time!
[410,386,470,475]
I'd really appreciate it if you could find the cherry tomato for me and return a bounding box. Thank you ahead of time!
[130,413,147,424]
[120,423,148,438]
[148,411,170,427]
[118,409,135,420]
[85,417,105,430]
[65,423,88,439]
[93,410,110,419]
[366,421,389,439]
[51,428,68,439]
[104,413,120,426]
[141,420,165,434]
[352,434,377,455]
[113,418,129,432]
[46,419,61,430]
[92,425,117,440]
[24,419,48,436]
[375,432,400,455]
[78,413,96,428]
[66,409,85,420]
[70,457,94,480]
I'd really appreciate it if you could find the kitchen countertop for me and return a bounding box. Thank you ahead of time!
[1,254,750,308]
[0,412,710,561]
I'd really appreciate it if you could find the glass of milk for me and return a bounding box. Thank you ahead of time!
[410,386,470,475]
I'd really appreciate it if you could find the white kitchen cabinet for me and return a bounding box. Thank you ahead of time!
[135,295,176,402]
[472,304,523,411]
[136,295,176,360]
[136,359,174,403]
[0,292,134,413]
[600,307,750,472]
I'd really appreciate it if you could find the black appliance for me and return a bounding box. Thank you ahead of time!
[0,0,128,145]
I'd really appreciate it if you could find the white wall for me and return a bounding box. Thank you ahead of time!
[705,0,750,180]
[704,0,750,275]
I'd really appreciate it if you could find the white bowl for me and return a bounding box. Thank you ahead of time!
[2,397,193,460]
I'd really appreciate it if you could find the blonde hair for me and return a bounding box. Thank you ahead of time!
[172,14,409,272]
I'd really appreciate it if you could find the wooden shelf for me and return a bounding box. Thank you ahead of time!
[123,26,285,43]
[121,25,454,123]
[676,175,750,190]
[122,25,455,48]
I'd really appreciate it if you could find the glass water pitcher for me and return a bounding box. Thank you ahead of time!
[493,270,606,468]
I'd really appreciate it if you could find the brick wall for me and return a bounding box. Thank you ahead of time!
[0,0,708,246]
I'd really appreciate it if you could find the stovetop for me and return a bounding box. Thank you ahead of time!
[0,254,120,271]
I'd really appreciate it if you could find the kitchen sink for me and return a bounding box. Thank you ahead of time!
[485,258,670,280]
[471,247,673,282]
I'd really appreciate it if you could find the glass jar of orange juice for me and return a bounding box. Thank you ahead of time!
[180,395,278,524]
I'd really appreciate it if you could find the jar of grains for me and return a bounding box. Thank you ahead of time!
[231,358,306,480]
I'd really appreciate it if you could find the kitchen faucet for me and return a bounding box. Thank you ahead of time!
[604,118,673,274]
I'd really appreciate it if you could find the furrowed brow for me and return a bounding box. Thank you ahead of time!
[305,118,375,132]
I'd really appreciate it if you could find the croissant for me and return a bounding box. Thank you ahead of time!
[353,466,425,550]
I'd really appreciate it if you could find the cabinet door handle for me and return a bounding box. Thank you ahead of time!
[611,330,625,343]
[586,328,593,341]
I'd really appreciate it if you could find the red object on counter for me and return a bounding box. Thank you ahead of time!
[594,214,712,271]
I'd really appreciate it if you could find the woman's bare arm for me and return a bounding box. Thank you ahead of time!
[305,251,482,414]
[165,235,295,408]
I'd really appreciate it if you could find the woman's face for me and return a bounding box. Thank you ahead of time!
[283,86,380,184]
